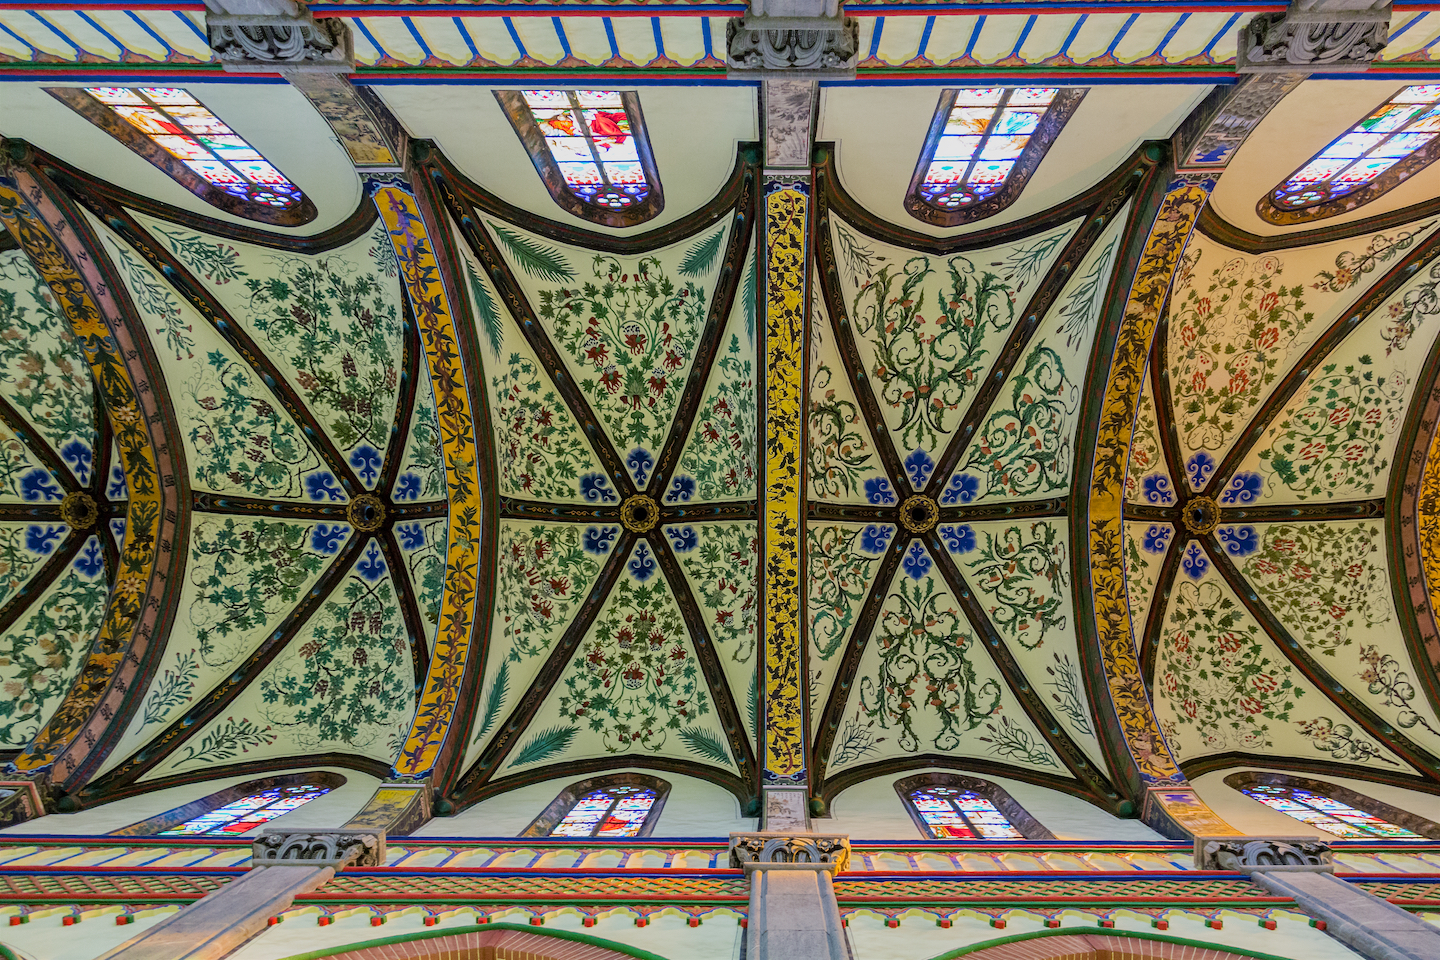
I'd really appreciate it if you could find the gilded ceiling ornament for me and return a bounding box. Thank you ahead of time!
[60,491,98,532]
[620,495,660,534]
[899,495,939,534]
[1181,496,1220,537]
[347,493,387,533]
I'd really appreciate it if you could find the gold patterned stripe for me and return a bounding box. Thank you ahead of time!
[1086,185,1206,788]
[0,176,173,782]
[373,185,482,776]
[763,184,807,781]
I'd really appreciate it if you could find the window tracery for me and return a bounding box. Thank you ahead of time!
[46,86,315,227]
[112,774,344,837]
[905,87,1084,227]
[895,774,1054,840]
[522,774,670,838]
[1227,772,1439,840]
[495,89,663,227]
[1259,85,1440,224]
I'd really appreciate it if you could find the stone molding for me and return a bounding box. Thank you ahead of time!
[252,830,385,869]
[1237,1,1390,73]
[730,832,851,871]
[727,16,858,78]
[208,12,355,72]
[1194,835,1334,872]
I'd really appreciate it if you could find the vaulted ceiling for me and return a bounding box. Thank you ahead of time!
[3,2,1440,830]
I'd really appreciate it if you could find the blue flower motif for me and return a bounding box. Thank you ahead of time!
[1142,524,1172,554]
[393,473,421,501]
[25,525,64,556]
[864,477,897,505]
[665,525,698,552]
[349,444,382,487]
[20,469,62,502]
[397,523,425,551]
[583,525,619,556]
[1220,472,1264,505]
[109,519,126,551]
[1185,452,1216,490]
[108,465,128,500]
[1218,525,1260,557]
[665,475,696,504]
[628,542,658,582]
[938,524,977,555]
[904,449,935,489]
[940,473,981,505]
[305,472,345,502]
[60,439,92,486]
[859,524,894,555]
[311,524,347,555]
[626,448,654,486]
[74,537,103,579]
[1142,475,1175,505]
[1181,541,1209,580]
[357,540,387,582]
[902,541,933,580]
[580,473,618,503]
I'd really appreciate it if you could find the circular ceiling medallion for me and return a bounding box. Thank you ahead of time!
[620,494,660,534]
[60,491,98,531]
[900,495,939,534]
[1182,495,1220,536]
[348,493,387,533]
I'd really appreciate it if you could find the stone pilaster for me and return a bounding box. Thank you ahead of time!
[732,834,853,960]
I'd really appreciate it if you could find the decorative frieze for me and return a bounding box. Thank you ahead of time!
[252,830,386,869]
[730,832,851,871]
[1194,836,1334,872]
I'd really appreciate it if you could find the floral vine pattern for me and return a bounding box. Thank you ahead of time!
[491,348,603,501]
[961,521,1067,651]
[808,523,890,662]
[1258,357,1407,499]
[957,343,1076,500]
[672,329,756,503]
[671,522,758,664]
[1169,251,1313,455]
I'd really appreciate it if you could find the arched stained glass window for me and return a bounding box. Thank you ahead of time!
[894,774,1054,840]
[46,85,315,227]
[905,87,1084,227]
[112,774,345,837]
[496,89,663,228]
[1260,85,1440,225]
[1227,773,1439,841]
[522,774,670,838]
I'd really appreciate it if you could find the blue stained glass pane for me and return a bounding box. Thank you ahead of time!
[1320,132,1386,158]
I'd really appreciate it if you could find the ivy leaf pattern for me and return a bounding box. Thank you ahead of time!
[1258,357,1407,499]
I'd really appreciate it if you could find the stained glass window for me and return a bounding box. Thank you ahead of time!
[156,785,330,837]
[906,786,1026,840]
[80,87,304,211]
[549,785,658,838]
[1266,85,1440,220]
[498,89,662,227]
[1242,784,1427,840]
[907,88,1079,225]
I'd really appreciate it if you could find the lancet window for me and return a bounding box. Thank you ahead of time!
[895,774,1054,840]
[522,775,670,838]
[1228,773,1438,841]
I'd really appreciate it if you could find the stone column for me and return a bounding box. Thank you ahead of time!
[1196,836,1440,960]
[732,834,853,960]
[94,831,384,960]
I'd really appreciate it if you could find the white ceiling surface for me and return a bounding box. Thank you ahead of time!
[819,84,1211,238]
[375,85,759,234]
[0,82,363,236]
[1213,79,1440,236]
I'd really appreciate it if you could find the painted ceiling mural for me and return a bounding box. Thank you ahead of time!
[5,92,1440,825]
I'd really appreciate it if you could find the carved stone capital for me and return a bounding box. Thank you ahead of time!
[251,829,385,869]
[727,16,858,78]
[208,12,354,72]
[1238,2,1390,73]
[730,832,851,871]
[1194,835,1334,872]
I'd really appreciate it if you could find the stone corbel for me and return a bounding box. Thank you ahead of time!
[251,829,386,869]
[727,0,858,79]
[729,832,851,872]
[1194,835,1335,872]
[1238,0,1391,73]
[208,11,355,73]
